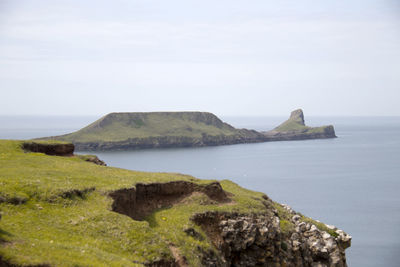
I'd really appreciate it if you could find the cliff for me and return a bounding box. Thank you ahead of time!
[39,110,335,151]
[0,140,350,266]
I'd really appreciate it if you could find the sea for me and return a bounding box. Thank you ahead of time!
[0,115,399,267]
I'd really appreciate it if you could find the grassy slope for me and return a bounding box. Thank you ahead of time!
[0,140,336,266]
[273,115,327,134]
[50,112,238,143]
[274,120,310,132]
[0,140,269,266]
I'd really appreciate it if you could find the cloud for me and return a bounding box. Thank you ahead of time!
[0,0,399,115]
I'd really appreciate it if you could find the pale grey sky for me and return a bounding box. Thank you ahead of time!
[1,0,399,116]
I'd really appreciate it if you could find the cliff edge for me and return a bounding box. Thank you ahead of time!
[0,140,350,266]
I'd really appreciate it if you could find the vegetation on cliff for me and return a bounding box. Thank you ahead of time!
[0,140,350,266]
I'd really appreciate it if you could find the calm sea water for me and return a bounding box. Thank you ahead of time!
[1,115,399,267]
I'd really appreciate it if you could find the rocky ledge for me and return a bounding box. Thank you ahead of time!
[22,141,74,156]
[22,141,107,166]
[192,207,351,267]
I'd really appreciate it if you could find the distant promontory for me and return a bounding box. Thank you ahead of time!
[39,109,336,151]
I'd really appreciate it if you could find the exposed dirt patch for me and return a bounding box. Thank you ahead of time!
[168,244,188,267]
[0,256,50,267]
[183,227,204,241]
[191,212,226,250]
[178,191,218,205]
[144,259,176,267]
[109,181,231,221]
[60,187,96,199]
[0,195,27,205]
[0,228,13,245]
[22,142,74,156]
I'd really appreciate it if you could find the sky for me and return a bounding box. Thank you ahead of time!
[0,0,399,116]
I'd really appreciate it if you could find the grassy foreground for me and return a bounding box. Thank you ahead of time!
[0,140,271,266]
[0,139,337,266]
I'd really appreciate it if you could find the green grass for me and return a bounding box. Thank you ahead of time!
[273,203,296,235]
[274,118,327,134]
[42,112,239,143]
[275,120,310,132]
[0,140,270,266]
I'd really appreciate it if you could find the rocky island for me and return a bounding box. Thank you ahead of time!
[0,140,350,266]
[39,109,336,151]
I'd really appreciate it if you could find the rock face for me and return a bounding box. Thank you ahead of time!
[289,109,305,125]
[21,142,74,156]
[109,180,351,267]
[72,131,264,151]
[192,210,351,267]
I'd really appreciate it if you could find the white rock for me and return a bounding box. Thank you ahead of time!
[292,215,301,222]
[326,224,336,230]
[260,226,268,235]
[322,232,331,240]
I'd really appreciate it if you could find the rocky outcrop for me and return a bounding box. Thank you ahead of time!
[84,155,106,166]
[21,142,109,166]
[109,181,230,221]
[76,155,107,166]
[289,109,305,124]
[262,109,336,141]
[192,210,351,267]
[22,142,74,156]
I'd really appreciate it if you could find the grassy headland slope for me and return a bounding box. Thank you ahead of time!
[0,140,350,266]
[40,112,263,150]
[53,112,239,142]
[40,110,336,151]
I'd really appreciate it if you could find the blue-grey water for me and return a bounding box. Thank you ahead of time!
[1,115,399,267]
